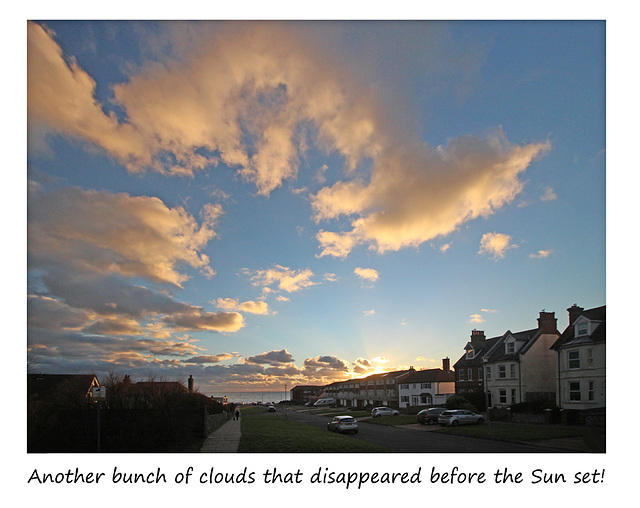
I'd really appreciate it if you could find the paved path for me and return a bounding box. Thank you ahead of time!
[200,416,241,453]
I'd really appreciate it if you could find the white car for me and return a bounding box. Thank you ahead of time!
[327,415,359,434]
[371,406,399,418]
[438,409,484,426]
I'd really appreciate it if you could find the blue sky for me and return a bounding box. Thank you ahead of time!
[26,20,605,395]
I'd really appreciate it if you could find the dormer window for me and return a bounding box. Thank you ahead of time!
[506,341,515,354]
[466,348,475,360]
[576,321,589,337]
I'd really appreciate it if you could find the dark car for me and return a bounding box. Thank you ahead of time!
[416,407,446,425]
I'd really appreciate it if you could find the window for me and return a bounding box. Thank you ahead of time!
[400,396,409,403]
[478,367,483,380]
[510,388,517,404]
[588,381,595,401]
[498,365,506,378]
[510,364,516,378]
[569,382,581,401]
[466,349,475,360]
[485,366,491,380]
[576,322,589,336]
[421,383,431,389]
[459,369,466,381]
[586,348,594,368]
[568,350,580,369]
[499,389,507,404]
[506,341,515,354]
[400,384,408,390]
[467,368,473,381]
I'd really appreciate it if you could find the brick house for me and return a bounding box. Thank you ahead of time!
[453,330,500,395]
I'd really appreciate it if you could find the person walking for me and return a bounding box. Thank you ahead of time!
[235,409,240,420]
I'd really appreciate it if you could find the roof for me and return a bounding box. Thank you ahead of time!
[397,368,455,384]
[453,336,501,368]
[27,374,99,400]
[484,328,542,362]
[551,305,606,350]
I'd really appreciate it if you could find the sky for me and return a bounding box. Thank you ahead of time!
[26,19,606,396]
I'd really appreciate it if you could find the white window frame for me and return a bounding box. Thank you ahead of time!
[569,381,581,401]
[498,364,506,378]
[568,350,580,369]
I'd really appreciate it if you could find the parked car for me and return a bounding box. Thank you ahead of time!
[417,407,446,425]
[371,407,399,418]
[438,409,484,426]
[327,415,359,434]
[267,405,276,412]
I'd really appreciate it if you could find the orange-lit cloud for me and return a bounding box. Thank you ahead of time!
[478,232,518,260]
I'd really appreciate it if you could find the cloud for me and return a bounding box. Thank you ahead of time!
[530,249,553,259]
[313,131,550,257]
[541,187,557,201]
[216,298,270,315]
[162,309,245,333]
[363,309,376,317]
[354,267,379,283]
[478,232,518,260]
[470,314,485,323]
[245,265,318,294]
[28,185,220,287]
[244,349,295,366]
[29,21,549,256]
[186,354,236,364]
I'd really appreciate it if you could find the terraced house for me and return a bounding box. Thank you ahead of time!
[325,369,412,408]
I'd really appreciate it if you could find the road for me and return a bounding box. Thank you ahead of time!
[279,409,569,453]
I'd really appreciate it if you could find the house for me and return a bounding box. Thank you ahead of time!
[325,369,412,408]
[396,358,455,409]
[453,330,500,395]
[454,311,560,408]
[289,385,325,403]
[27,373,101,406]
[550,304,606,412]
[482,311,559,407]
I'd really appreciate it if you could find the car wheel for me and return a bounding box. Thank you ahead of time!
[477,418,484,424]
[427,419,434,425]
[452,420,460,427]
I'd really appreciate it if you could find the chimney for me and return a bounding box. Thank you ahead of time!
[537,310,557,333]
[188,375,194,393]
[470,329,486,345]
[442,357,450,372]
[567,304,584,325]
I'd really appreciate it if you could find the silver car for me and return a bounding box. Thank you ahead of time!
[327,415,359,434]
[371,406,399,418]
[438,409,484,426]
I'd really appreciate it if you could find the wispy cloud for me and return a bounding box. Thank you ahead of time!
[244,265,318,294]
[530,249,553,259]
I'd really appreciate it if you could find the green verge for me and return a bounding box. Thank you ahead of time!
[238,413,390,453]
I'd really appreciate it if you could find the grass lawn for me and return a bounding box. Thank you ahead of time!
[433,422,606,451]
[238,412,390,453]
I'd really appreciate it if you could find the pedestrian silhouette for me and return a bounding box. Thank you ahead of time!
[235,409,240,420]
